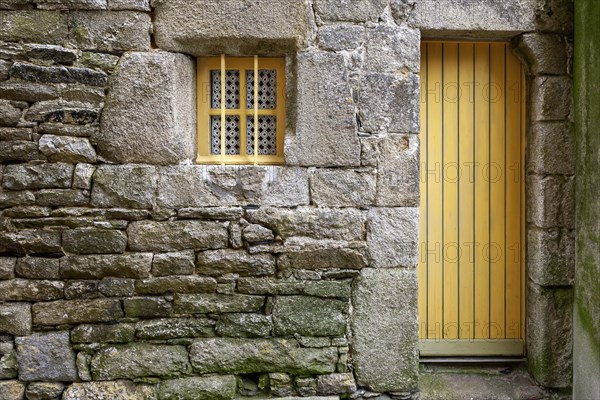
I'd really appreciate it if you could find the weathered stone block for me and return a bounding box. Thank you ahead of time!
[216,313,272,338]
[528,122,575,175]
[15,331,78,381]
[156,166,221,208]
[24,100,99,124]
[21,43,78,63]
[189,338,337,375]
[35,189,89,207]
[408,0,536,35]
[314,0,387,22]
[0,11,68,44]
[375,134,420,207]
[513,33,568,75]
[0,303,31,335]
[71,323,135,343]
[3,162,73,190]
[24,382,65,400]
[98,278,135,297]
[0,140,39,162]
[0,191,35,209]
[174,294,265,315]
[358,72,420,134]
[39,135,96,163]
[154,0,309,54]
[0,60,9,80]
[352,268,418,392]
[0,230,62,255]
[15,257,60,279]
[0,279,63,301]
[123,297,172,318]
[62,228,127,254]
[317,24,365,51]
[534,0,573,33]
[64,280,98,299]
[0,81,59,102]
[278,247,366,270]
[35,0,106,10]
[237,278,305,296]
[152,251,195,277]
[98,52,195,165]
[32,299,123,325]
[72,163,95,189]
[159,376,237,400]
[10,63,107,86]
[316,373,357,395]
[68,11,150,50]
[367,207,419,268]
[0,381,25,399]
[528,175,575,229]
[273,296,347,337]
[0,257,16,279]
[157,166,310,208]
[108,0,149,11]
[37,123,95,137]
[128,220,229,252]
[136,318,214,340]
[177,207,243,220]
[60,253,153,279]
[196,249,275,277]
[527,283,573,388]
[286,52,360,167]
[0,99,21,126]
[528,228,575,286]
[247,207,366,241]
[135,276,217,295]
[303,280,352,299]
[91,344,189,380]
[530,75,572,121]
[242,224,274,243]
[91,165,157,209]
[0,350,17,380]
[364,24,420,73]
[311,169,376,208]
[62,381,157,400]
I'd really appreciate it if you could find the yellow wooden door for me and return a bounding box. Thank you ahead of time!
[419,42,526,357]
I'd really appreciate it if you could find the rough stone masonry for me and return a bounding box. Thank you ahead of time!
[0,0,574,399]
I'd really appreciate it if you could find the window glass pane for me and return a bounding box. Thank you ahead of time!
[211,70,240,109]
[210,115,241,155]
[246,69,277,109]
[246,116,277,155]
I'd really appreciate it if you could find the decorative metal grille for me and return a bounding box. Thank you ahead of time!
[210,115,240,155]
[211,70,240,109]
[246,116,277,155]
[246,69,277,109]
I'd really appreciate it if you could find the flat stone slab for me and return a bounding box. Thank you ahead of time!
[418,364,554,400]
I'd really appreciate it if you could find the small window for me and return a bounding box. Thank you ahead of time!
[197,56,286,165]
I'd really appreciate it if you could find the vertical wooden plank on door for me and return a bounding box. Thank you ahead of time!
[443,43,460,340]
[474,43,491,340]
[419,43,428,340]
[490,43,506,339]
[458,43,475,340]
[427,42,443,340]
[520,63,527,343]
[505,48,523,340]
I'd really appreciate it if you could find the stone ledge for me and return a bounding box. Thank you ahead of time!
[153,0,311,55]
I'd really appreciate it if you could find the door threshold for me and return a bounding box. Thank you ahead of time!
[420,357,526,363]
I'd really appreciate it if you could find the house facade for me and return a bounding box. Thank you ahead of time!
[0,0,595,399]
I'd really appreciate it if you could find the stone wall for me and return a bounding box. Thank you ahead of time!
[573,0,600,398]
[0,0,574,399]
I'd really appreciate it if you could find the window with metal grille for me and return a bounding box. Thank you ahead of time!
[197,55,286,165]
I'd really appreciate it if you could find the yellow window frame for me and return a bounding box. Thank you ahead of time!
[196,55,286,165]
